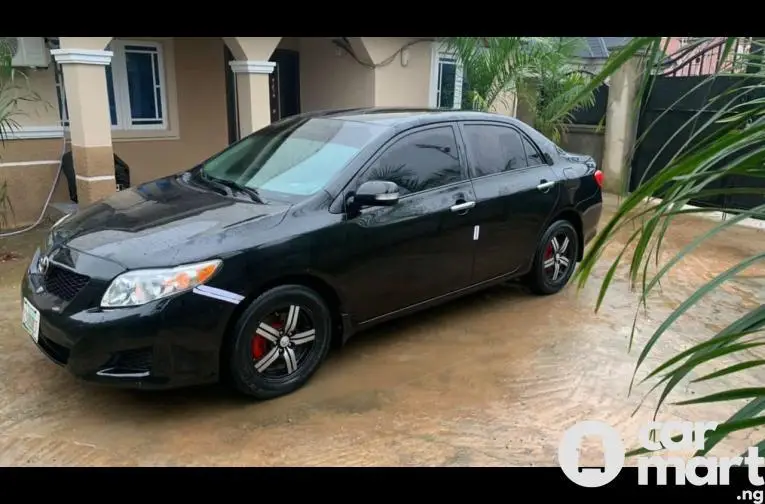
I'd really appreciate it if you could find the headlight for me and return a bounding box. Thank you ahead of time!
[100,259,222,308]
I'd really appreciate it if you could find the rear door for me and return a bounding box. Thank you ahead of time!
[337,123,477,323]
[458,121,560,283]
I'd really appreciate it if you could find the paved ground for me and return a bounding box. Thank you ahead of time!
[0,194,763,466]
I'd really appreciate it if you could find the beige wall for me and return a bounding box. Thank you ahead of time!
[12,66,60,127]
[365,38,432,107]
[298,37,435,112]
[299,38,375,111]
[560,125,605,168]
[114,37,228,184]
[1,37,230,228]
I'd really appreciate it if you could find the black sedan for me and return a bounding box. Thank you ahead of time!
[21,108,603,399]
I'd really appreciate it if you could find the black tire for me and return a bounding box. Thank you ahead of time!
[525,220,580,296]
[227,284,333,400]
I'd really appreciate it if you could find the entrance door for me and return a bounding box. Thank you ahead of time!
[224,46,301,143]
[269,49,301,121]
[224,46,238,144]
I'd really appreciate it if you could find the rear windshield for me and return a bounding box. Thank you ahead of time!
[201,117,388,202]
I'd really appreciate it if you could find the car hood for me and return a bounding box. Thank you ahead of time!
[51,173,291,269]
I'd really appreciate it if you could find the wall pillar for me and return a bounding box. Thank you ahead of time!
[602,56,643,195]
[50,48,116,206]
[229,60,276,137]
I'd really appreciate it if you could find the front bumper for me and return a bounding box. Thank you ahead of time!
[21,248,238,390]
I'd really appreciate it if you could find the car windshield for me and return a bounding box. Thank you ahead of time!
[200,117,388,202]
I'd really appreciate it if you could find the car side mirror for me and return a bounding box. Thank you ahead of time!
[543,152,555,165]
[349,180,400,210]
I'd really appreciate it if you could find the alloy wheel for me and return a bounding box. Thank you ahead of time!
[542,231,574,284]
[251,304,316,379]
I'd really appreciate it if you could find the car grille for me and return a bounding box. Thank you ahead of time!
[43,265,90,301]
[107,348,153,372]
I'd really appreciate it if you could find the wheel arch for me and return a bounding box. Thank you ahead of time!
[222,272,348,354]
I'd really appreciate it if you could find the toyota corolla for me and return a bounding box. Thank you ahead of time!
[21,108,603,400]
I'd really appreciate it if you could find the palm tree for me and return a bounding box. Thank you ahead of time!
[521,38,598,144]
[0,37,45,229]
[569,37,765,455]
[442,37,550,113]
[443,37,599,144]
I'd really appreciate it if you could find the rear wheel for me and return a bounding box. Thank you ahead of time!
[227,285,333,400]
[525,220,579,296]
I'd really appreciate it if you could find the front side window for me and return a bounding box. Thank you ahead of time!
[201,117,388,201]
[358,126,464,196]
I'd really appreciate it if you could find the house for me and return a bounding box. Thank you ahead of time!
[1,36,483,227]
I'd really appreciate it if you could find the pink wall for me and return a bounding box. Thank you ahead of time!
[661,37,744,76]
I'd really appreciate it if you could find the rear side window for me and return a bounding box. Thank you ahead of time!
[359,126,464,196]
[521,136,545,166]
[462,124,528,177]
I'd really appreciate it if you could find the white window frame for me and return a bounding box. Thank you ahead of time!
[428,42,464,110]
[55,39,169,131]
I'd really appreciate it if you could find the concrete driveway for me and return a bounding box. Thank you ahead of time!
[0,194,763,466]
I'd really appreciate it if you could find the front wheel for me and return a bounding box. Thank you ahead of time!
[227,285,333,400]
[525,220,580,296]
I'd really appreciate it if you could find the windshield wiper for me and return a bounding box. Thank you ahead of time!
[199,171,263,203]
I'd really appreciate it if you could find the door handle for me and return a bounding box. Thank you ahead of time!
[450,201,476,213]
[536,180,556,192]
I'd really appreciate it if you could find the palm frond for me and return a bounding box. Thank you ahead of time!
[0,37,49,229]
[573,37,765,455]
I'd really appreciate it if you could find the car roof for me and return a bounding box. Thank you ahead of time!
[298,107,526,128]
[285,107,561,161]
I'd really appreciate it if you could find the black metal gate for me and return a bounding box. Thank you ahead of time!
[630,42,765,217]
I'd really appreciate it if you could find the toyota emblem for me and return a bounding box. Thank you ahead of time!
[38,255,50,275]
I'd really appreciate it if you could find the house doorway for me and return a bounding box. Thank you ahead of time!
[224,46,238,145]
[269,49,301,122]
[223,46,301,144]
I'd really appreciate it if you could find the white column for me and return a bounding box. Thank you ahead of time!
[229,60,277,138]
[50,48,116,205]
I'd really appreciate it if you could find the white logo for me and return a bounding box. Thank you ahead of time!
[559,419,765,488]
[558,420,625,487]
[38,255,50,275]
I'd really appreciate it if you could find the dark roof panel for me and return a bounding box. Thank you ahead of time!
[571,37,634,60]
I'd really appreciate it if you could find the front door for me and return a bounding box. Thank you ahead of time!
[458,121,560,282]
[338,124,477,323]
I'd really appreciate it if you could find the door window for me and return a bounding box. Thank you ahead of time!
[462,124,529,177]
[358,126,465,196]
[521,135,546,167]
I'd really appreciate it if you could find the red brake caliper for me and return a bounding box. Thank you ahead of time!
[252,318,283,360]
[544,243,554,269]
